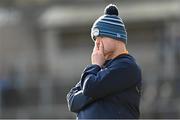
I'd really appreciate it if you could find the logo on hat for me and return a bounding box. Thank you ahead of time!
[92,28,99,37]
[117,33,121,38]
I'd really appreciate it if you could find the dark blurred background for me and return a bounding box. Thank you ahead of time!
[0,0,180,119]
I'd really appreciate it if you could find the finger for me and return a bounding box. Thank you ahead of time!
[97,41,100,50]
[93,40,99,51]
[99,40,104,53]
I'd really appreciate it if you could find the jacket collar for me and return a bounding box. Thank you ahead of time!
[103,53,132,68]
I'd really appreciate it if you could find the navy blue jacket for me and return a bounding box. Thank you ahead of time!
[67,54,142,119]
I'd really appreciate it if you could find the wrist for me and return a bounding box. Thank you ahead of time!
[91,61,104,67]
[92,63,102,68]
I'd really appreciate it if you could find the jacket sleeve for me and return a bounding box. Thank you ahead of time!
[80,63,139,99]
[66,81,95,113]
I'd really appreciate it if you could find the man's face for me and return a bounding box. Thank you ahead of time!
[95,36,116,56]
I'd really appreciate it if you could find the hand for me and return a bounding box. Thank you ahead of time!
[91,40,105,67]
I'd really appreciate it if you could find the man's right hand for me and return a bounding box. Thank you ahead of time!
[91,40,105,67]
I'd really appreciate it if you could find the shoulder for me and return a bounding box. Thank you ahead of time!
[109,54,138,69]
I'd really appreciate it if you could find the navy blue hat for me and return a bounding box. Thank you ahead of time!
[91,4,127,44]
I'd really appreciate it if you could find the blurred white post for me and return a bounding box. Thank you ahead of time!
[39,28,62,116]
[39,29,57,115]
[162,21,179,81]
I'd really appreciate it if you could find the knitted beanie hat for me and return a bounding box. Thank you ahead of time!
[91,4,127,44]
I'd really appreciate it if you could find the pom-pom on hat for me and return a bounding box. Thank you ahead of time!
[91,4,127,44]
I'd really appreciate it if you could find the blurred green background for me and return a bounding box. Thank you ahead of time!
[0,0,180,119]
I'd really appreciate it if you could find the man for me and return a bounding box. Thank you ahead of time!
[67,4,142,119]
